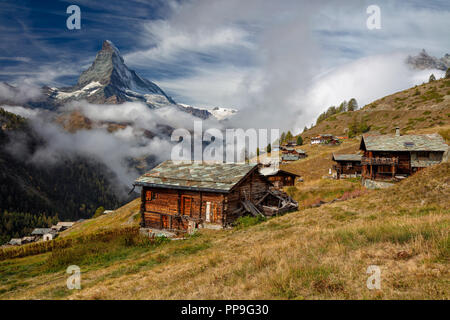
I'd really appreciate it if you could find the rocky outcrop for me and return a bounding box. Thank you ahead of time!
[363,179,395,189]
[406,49,450,71]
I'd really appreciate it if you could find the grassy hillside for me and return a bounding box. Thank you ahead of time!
[280,139,360,181]
[303,78,450,139]
[0,162,448,300]
[0,108,125,243]
[60,198,141,238]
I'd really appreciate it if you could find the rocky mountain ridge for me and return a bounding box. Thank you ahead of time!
[406,49,450,71]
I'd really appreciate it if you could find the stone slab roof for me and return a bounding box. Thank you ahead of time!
[361,134,448,152]
[134,161,258,193]
[31,228,53,235]
[332,154,362,162]
[281,154,300,161]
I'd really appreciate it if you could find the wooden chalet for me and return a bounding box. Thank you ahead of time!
[284,140,298,147]
[281,148,307,162]
[134,161,298,233]
[311,134,339,145]
[31,228,52,238]
[360,130,448,181]
[332,154,362,179]
[259,167,300,189]
[8,238,22,246]
[51,222,75,232]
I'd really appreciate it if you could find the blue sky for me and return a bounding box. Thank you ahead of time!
[1,0,449,130]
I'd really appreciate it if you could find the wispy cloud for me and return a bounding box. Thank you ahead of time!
[1,0,449,133]
[122,0,450,132]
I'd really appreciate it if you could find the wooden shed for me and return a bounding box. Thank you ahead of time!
[281,148,307,162]
[360,131,448,181]
[134,161,276,232]
[332,154,362,179]
[259,167,300,188]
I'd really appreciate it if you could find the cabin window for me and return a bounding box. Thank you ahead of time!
[145,191,154,201]
[417,152,429,159]
[205,202,211,222]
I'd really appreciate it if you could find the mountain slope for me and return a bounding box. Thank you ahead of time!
[1,162,448,299]
[302,77,450,140]
[0,108,128,243]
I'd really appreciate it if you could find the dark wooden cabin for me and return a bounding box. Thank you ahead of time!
[133,161,273,232]
[259,167,300,188]
[332,154,362,179]
[359,131,447,181]
[281,148,307,162]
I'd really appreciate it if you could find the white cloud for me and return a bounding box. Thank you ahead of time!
[125,20,253,67]
[0,81,43,103]
[292,53,446,130]
[1,105,42,118]
[122,0,449,133]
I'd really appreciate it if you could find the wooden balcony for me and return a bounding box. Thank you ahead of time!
[361,157,398,166]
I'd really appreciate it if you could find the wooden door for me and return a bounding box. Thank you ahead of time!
[181,196,193,216]
[213,203,218,222]
[161,215,170,229]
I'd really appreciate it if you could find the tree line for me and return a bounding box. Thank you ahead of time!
[316,98,359,125]
[0,108,125,244]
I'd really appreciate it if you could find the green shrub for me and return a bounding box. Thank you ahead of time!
[286,186,298,197]
[234,215,266,229]
[92,206,105,218]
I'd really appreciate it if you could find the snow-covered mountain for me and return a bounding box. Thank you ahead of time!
[46,40,175,108]
[2,41,237,121]
[178,104,238,121]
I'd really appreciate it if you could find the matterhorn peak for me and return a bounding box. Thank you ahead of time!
[48,40,175,106]
[102,40,120,52]
[100,40,123,60]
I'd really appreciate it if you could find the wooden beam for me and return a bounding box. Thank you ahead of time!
[250,172,253,201]
[221,195,225,226]
[199,191,203,219]
[140,188,145,227]
[177,190,180,216]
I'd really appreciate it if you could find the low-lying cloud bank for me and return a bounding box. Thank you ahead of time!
[1,101,218,194]
[0,81,43,104]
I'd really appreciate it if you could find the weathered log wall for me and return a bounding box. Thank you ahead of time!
[141,170,271,231]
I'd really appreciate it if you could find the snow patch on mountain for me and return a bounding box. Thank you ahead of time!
[51,81,103,99]
[178,104,238,121]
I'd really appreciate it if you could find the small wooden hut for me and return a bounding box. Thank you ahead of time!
[259,167,300,188]
[332,154,362,179]
[281,148,307,162]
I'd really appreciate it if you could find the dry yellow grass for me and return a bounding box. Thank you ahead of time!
[0,163,448,300]
[280,139,360,181]
[61,198,141,238]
